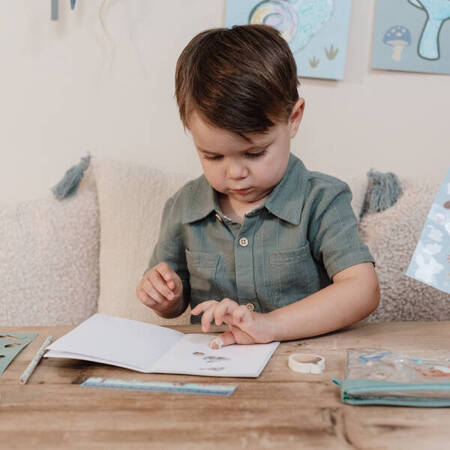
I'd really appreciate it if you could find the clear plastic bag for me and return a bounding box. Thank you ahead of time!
[332,349,450,406]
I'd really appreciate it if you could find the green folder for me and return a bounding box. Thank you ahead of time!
[332,377,450,407]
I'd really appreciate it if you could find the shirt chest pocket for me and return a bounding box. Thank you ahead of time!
[266,243,319,308]
[185,250,222,303]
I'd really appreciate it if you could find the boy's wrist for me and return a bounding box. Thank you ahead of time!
[156,294,186,319]
[264,309,285,342]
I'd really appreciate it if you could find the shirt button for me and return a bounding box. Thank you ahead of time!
[239,237,249,247]
[246,303,255,311]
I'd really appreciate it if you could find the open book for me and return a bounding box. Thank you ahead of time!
[45,314,279,378]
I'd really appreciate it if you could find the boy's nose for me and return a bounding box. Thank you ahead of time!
[227,161,248,179]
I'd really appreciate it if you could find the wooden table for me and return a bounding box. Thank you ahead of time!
[1,321,450,449]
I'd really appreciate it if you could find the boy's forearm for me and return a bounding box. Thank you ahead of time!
[267,270,380,342]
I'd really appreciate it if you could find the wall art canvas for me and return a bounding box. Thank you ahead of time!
[226,0,352,80]
[372,0,450,74]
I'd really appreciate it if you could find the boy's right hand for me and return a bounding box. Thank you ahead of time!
[136,262,183,315]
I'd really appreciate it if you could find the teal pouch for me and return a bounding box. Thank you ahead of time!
[332,377,450,407]
[332,349,450,407]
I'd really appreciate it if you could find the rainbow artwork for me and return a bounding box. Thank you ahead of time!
[226,0,352,80]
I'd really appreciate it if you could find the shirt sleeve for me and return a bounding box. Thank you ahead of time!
[146,196,191,299]
[308,180,374,279]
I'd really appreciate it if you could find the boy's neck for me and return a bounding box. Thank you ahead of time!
[218,193,268,224]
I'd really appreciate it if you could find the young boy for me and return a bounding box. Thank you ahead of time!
[136,24,379,348]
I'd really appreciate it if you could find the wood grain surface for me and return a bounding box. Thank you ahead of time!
[1,321,450,449]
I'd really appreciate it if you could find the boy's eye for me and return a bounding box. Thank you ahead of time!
[203,154,223,160]
[246,149,266,158]
[202,149,267,160]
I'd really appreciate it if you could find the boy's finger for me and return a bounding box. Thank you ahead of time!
[209,331,236,349]
[220,313,234,326]
[214,300,238,326]
[139,291,156,308]
[143,279,166,305]
[149,270,175,301]
[156,263,176,291]
[201,303,218,332]
[191,300,217,315]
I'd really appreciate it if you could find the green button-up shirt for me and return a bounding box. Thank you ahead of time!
[148,153,374,324]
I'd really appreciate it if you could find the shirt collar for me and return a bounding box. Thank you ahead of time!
[263,153,308,225]
[182,153,308,225]
[181,176,216,224]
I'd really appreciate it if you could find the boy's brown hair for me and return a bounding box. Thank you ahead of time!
[175,24,300,137]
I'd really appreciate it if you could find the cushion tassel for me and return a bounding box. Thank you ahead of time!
[52,154,91,199]
[360,169,402,218]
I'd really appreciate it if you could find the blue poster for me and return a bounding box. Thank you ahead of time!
[225,0,352,80]
[406,169,450,294]
[372,0,450,75]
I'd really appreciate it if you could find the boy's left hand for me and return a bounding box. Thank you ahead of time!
[191,298,275,348]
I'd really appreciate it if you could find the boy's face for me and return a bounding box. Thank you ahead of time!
[189,99,305,208]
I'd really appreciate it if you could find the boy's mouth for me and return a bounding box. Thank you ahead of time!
[230,188,252,196]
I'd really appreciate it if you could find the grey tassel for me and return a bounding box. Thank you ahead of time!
[52,154,91,200]
[360,169,402,218]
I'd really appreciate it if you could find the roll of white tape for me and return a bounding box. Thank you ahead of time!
[288,353,325,374]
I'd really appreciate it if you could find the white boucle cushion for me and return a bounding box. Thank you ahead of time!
[93,158,192,325]
[0,186,99,326]
[360,178,450,322]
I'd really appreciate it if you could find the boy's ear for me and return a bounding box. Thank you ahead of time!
[289,98,305,138]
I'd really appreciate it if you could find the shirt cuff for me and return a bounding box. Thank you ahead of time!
[325,250,375,279]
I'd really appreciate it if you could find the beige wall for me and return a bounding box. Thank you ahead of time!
[0,0,447,205]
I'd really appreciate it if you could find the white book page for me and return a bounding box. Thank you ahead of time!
[44,350,148,372]
[152,333,280,378]
[45,314,184,372]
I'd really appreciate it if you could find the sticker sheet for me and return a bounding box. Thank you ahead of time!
[407,169,450,294]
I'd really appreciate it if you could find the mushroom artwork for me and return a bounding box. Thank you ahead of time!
[383,25,412,61]
[408,0,450,60]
